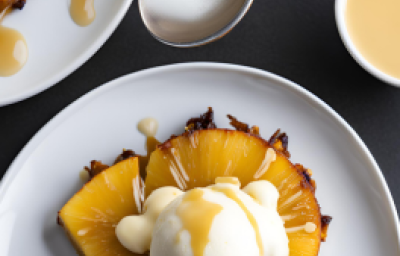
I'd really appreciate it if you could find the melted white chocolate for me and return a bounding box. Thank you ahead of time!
[253,148,277,179]
[285,222,317,234]
[79,169,90,183]
[116,187,183,253]
[138,118,159,137]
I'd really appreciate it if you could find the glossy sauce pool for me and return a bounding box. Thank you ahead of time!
[0,8,28,77]
[346,0,400,79]
[70,0,96,27]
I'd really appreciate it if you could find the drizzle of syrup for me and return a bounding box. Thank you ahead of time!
[212,187,264,256]
[139,136,160,178]
[70,0,96,27]
[0,7,28,77]
[176,189,223,256]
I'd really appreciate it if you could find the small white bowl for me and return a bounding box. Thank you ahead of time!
[335,0,400,87]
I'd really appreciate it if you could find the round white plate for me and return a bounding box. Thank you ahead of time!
[0,63,398,255]
[0,0,133,106]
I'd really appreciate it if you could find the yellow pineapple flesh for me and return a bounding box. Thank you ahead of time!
[59,157,142,256]
[145,129,324,256]
[59,107,330,256]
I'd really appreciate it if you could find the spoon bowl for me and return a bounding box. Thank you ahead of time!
[139,0,253,47]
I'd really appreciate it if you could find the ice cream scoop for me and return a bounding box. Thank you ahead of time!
[116,177,289,256]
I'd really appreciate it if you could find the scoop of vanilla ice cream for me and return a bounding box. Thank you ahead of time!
[150,181,288,256]
[116,178,289,256]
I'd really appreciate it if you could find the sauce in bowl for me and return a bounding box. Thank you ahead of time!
[345,0,400,79]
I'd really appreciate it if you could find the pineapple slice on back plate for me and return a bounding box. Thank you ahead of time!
[145,129,329,256]
[59,157,142,256]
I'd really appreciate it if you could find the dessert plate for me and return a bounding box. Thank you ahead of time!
[0,63,398,255]
[0,0,133,106]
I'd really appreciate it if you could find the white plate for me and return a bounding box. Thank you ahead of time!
[0,0,133,106]
[0,63,398,255]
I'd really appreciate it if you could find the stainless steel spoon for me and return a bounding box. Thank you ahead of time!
[138,0,254,48]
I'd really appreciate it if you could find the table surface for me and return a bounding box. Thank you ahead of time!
[1,1,400,210]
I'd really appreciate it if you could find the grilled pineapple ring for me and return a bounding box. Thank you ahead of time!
[58,107,331,256]
[145,129,328,256]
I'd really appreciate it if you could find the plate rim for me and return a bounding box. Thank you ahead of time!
[0,0,134,107]
[1,62,399,250]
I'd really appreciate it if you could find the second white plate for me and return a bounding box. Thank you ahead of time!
[0,0,133,106]
[0,63,398,255]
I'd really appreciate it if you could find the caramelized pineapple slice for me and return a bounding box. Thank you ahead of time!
[145,129,323,256]
[59,157,142,256]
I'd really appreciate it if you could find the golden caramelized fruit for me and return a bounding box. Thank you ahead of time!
[59,108,331,256]
[58,157,142,256]
[145,129,327,256]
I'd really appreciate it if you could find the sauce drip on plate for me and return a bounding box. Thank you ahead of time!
[70,0,96,27]
[0,7,28,77]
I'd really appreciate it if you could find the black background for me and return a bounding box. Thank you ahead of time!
[1,1,400,209]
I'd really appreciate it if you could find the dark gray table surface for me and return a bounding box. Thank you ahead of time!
[1,1,400,210]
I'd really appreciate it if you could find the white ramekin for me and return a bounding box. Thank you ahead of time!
[335,0,400,87]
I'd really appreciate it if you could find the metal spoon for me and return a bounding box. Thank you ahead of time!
[138,0,254,48]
